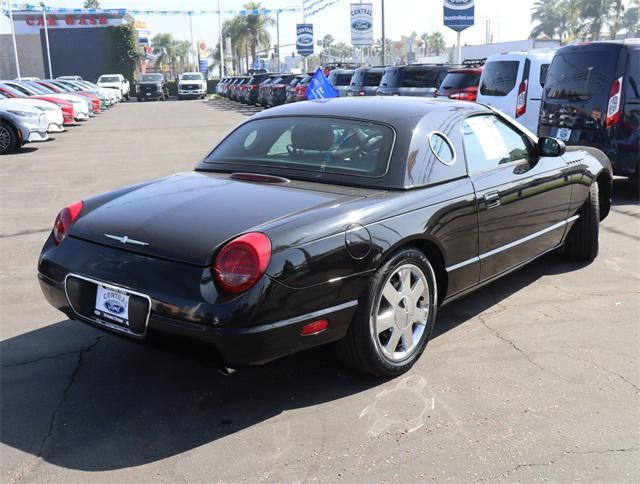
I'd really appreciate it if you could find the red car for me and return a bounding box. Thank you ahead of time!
[35,80,101,114]
[435,66,483,102]
[0,82,75,125]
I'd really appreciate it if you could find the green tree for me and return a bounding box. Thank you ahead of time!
[83,0,101,8]
[419,32,430,56]
[175,40,192,73]
[530,0,561,38]
[152,33,178,79]
[222,16,250,73]
[372,37,393,64]
[622,2,639,37]
[581,0,615,40]
[428,32,446,56]
[327,42,354,61]
[242,2,274,68]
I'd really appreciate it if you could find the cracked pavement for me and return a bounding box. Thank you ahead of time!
[1,99,639,482]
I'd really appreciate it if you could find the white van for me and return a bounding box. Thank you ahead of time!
[476,51,555,133]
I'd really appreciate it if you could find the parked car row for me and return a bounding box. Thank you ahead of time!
[217,39,639,191]
[0,75,127,155]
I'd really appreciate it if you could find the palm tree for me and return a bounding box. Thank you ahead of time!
[152,33,177,79]
[622,2,639,37]
[222,17,250,73]
[530,0,561,38]
[581,0,615,40]
[372,37,393,63]
[83,0,101,8]
[428,32,446,56]
[420,32,430,56]
[243,2,274,67]
[175,40,192,73]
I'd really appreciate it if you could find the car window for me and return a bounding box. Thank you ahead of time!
[479,61,519,96]
[182,74,203,80]
[206,116,394,178]
[539,64,549,87]
[463,115,531,173]
[440,71,481,89]
[545,50,616,100]
[400,68,441,88]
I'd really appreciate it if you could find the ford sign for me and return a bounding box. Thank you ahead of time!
[296,23,314,56]
[350,2,373,47]
[298,34,313,46]
[443,0,474,32]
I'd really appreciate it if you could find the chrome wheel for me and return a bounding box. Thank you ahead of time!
[0,124,11,152]
[373,263,430,362]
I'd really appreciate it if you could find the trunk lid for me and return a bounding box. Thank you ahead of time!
[70,172,370,267]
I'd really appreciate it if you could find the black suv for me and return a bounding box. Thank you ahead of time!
[539,40,640,193]
[377,65,453,97]
[136,73,169,101]
[242,73,273,104]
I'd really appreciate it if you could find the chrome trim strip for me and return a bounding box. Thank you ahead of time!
[64,273,152,339]
[446,215,580,273]
[104,234,150,246]
[234,300,359,334]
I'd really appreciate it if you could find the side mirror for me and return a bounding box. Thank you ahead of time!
[538,137,565,157]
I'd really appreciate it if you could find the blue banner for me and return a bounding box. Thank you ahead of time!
[199,60,208,75]
[306,68,338,100]
[296,24,314,57]
[443,0,474,33]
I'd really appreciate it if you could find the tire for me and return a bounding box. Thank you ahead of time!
[338,248,438,377]
[566,182,599,261]
[0,122,18,155]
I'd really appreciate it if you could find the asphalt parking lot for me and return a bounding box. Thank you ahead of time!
[1,98,639,483]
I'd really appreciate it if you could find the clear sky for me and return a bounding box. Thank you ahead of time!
[1,0,537,53]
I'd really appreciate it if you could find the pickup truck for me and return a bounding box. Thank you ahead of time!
[178,72,207,100]
[96,74,130,101]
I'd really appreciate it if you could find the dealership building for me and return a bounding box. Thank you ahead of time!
[0,9,136,81]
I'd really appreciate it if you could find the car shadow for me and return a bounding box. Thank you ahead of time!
[0,250,589,472]
[611,177,638,206]
[207,99,264,116]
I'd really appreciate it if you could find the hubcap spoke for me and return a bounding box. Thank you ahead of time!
[399,267,412,295]
[385,328,402,353]
[413,306,429,324]
[410,277,426,300]
[376,310,395,334]
[402,326,414,350]
[382,282,401,307]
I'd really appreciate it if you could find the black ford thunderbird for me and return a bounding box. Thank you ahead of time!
[38,98,613,376]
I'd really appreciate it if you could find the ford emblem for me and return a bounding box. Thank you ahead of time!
[105,299,125,314]
[352,20,372,31]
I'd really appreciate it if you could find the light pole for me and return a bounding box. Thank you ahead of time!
[41,2,53,78]
[276,10,280,71]
[189,12,195,71]
[381,0,386,65]
[7,0,21,79]
[217,0,224,78]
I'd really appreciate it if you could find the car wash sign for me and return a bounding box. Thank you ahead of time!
[296,24,314,57]
[350,3,373,47]
[443,0,474,32]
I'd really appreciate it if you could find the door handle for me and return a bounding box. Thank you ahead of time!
[484,192,501,209]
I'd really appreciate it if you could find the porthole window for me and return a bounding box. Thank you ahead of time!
[429,132,455,165]
[243,129,258,150]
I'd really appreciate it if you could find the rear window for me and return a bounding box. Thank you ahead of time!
[98,76,120,83]
[440,71,481,89]
[381,68,443,88]
[182,74,203,80]
[479,61,519,96]
[330,73,353,86]
[350,69,383,87]
[205,117,394,178]
[545,51,616,100]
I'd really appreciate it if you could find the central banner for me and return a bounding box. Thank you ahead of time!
[296,23,314,57]
[350,3,373,47]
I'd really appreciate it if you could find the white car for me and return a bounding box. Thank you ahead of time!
[476,51,555,133]
[97,74,130,101]
[0,92,64,132]
[178,72,207,100]
[3,81,91,120]
[0,99,49,151]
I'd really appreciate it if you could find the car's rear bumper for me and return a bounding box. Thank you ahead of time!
[38,236,360,366]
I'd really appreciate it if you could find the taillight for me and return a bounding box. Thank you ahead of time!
[605,76,623,129]
[449,87,477,102]
[516,79,528,117]
[213,232,271,293]
[358,90,366,96]
[52,200,84,245]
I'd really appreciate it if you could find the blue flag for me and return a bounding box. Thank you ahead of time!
[306,67,338,100]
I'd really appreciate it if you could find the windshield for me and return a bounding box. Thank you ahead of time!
[182,74,203,80]
[0,84,26,97]
[51,81,77,92]
[98,76,120,83]
[141,74,164,82]
[479,61,519,96]
[205,116,394,178]
[27,82,54,94]
[441,71,481,89]
[544,50,616,100]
